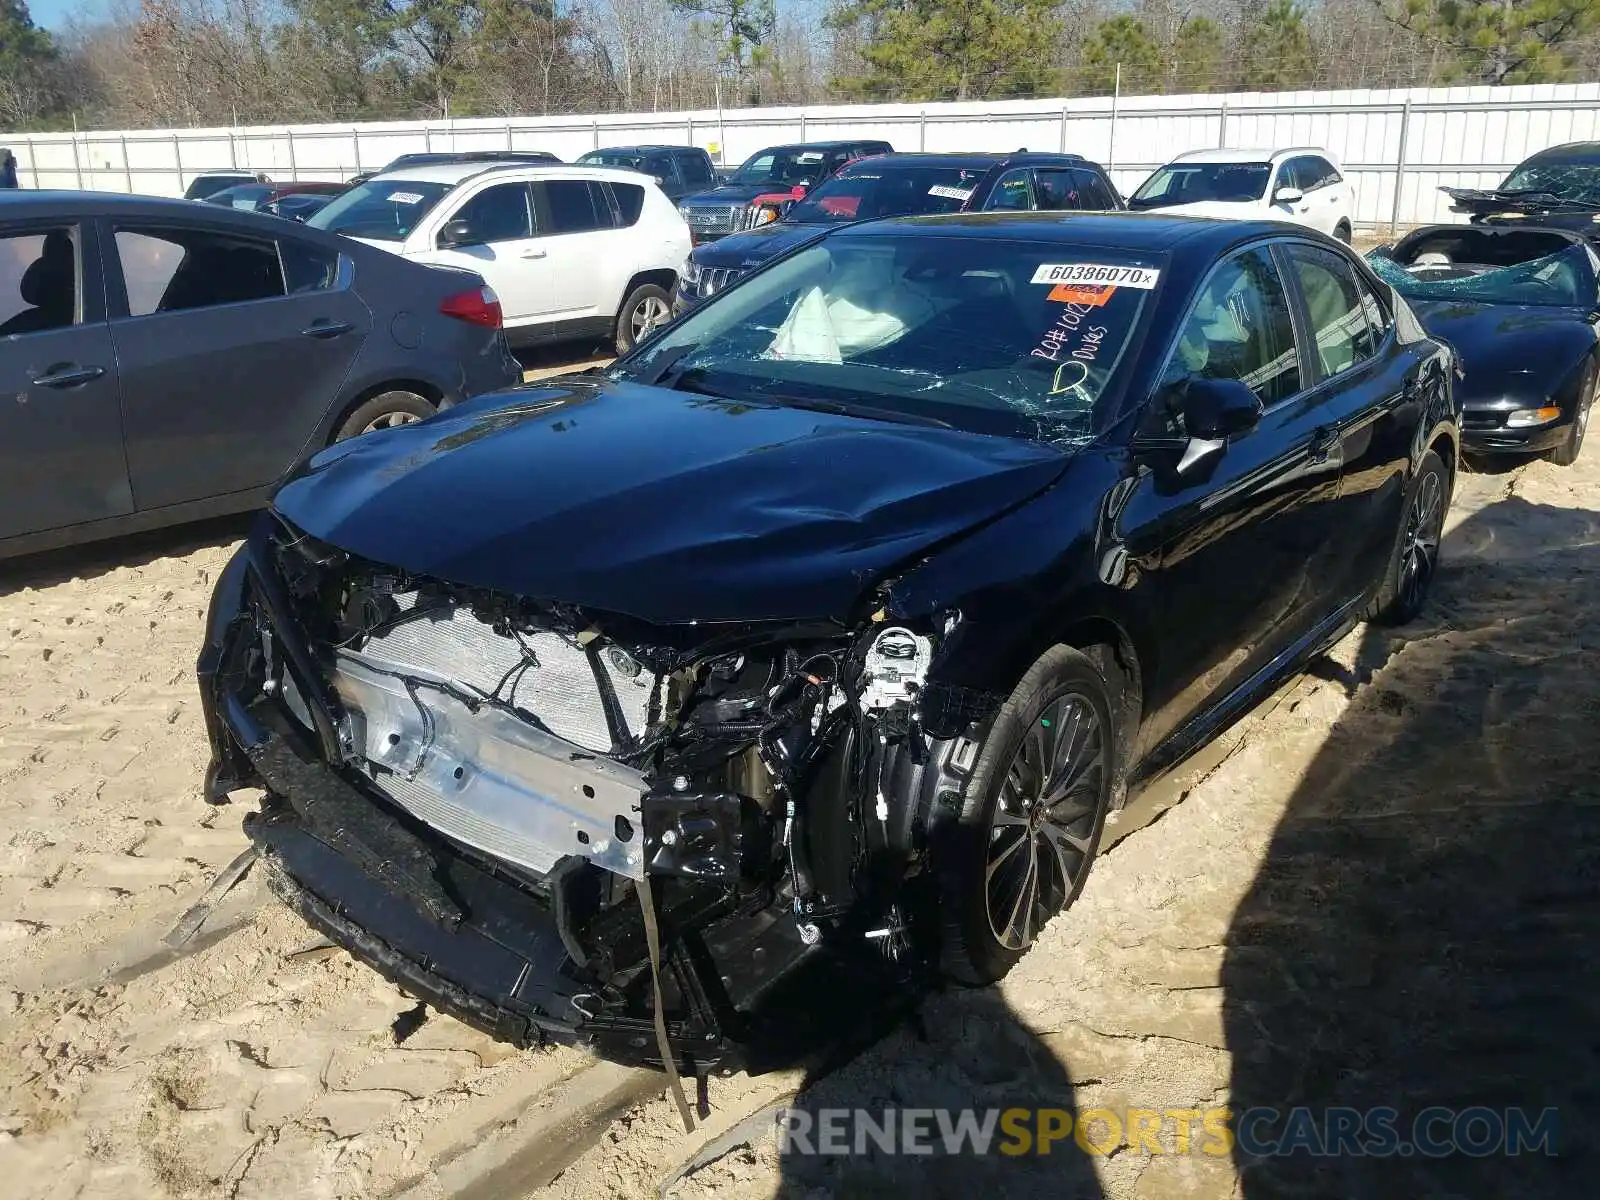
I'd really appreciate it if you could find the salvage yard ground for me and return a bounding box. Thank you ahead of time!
[2,344,1595,1197]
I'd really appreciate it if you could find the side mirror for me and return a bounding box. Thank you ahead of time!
[438,219,476,249]
[1272,185,1304,206]
[1181,376,1263,440]
[1136,377,1262,479]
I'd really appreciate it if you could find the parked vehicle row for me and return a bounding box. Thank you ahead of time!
[8,131,1593,1086]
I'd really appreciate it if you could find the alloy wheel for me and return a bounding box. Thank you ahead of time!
[361,410,423,435]
[985,692,1106,951]
[1398,469,1445,612]
[631,295,671,341]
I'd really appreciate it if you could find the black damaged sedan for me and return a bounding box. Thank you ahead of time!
[198,213,1458,1076]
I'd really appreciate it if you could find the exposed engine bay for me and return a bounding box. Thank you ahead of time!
[199,515,1001,1079]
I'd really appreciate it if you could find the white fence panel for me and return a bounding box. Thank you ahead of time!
[7,81,1599,228]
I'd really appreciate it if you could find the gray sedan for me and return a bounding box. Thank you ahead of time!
[0,190,522,560]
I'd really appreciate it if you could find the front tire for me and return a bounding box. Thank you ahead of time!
[614,283,673,355]
[1334,221,1353,244]
[333,390,434,442]
[1545,363,1595,467]
[1365,448,1449,625]
[936,645,1116,985]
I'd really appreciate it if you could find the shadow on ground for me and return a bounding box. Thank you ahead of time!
[1224,492,1600,1194]
[0,512,251,597]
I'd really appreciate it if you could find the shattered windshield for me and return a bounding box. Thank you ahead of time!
[610,234,1160,443]
[1499,160,1600,207]
[785,164,988,223]
[1370,243,1599,308]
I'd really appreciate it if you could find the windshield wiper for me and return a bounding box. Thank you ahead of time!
[756,392,953,429]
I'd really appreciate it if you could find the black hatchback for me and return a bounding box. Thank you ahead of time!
[199,212,1458,1075]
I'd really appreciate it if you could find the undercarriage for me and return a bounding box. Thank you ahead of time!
[198,514,1001,1076]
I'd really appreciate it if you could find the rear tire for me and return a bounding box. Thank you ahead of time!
[1365,449,1450,625]
[935,645,1117,985]
[333,390,435,442]
[614,283,673,355]
[1545,363,1595,467]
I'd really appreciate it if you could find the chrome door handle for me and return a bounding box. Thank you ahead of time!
[521,248,547,259]
[301,320,353,338]
[31,365,105,388]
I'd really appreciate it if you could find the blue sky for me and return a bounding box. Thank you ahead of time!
[30,0,105,31]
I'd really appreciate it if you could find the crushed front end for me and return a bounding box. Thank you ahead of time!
[198,513,998,1074]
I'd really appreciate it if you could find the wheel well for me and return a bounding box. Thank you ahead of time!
[1059,619,1144,807]
[621,269,678,308]
[1427,430,1458,480]
[328,380,443,446]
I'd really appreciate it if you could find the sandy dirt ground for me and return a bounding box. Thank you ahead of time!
[2,390,1596,1198]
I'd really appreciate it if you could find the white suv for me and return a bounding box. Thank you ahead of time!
[1129,147,1355,242]
[310,161,691,352]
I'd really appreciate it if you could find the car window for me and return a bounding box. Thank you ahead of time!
[115,227,284,316]
[679,152,714,188]
[540,179,611,234]
[1285,243,1378,378]
[308,179,454,242]
[1129,162,1270,208]
[1309,157,1341,188]
[608,182,645,226]
[1162,245,1301,409]
[1035,168,1118,211]
[643,154,674,182]
[984,168,1035,211]
[612,235,1161,444]
[280,238,338,293]
[0,228,77,336]
[447,182,533,245]
[787,164,989,223]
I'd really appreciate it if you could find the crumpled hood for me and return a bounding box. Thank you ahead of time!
[690,221,829,268]
[273,382,1070,625]
[1407,299,1598,405]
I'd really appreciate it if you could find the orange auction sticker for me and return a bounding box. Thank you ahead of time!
[1047,283,1116,306]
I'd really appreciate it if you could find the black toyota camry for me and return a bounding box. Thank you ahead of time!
[198,213,1458,1077]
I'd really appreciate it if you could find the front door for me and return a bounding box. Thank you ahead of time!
[1117,243,1348,754]
[415,181,556,327]
[105,219,371,511]
[0,220,131,540]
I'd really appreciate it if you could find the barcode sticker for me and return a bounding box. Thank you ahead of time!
[928,185,975,201]
[1031,263,1160,289]
[387,191,425,204]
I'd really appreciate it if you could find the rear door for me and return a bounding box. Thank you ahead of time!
[1033,166,1122,212]
[532,178,623,320]
[676,150,715,200]
[0,217,131,540]
[415,180,553,325]
[1279,239,1418,605]
[105,217,371,511]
